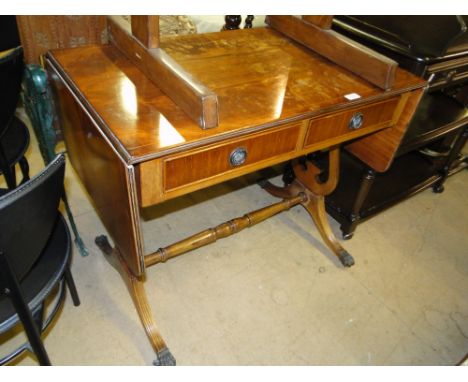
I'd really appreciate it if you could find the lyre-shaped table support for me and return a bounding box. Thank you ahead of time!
[260,148,355,267]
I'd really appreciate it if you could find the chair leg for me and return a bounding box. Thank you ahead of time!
[0,252,51,365]
[62,192,89,257]
[0,147,17,189]
[64,264,81,307]
[18,156,30,184]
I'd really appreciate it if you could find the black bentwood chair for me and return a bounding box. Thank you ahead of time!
[0,154,80,365]
[0,25,30,189]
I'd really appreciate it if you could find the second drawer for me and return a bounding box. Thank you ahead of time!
[304,96,400,150]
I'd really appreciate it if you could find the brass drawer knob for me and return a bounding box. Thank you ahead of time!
[348,112,364,130]
[229,147,248,167]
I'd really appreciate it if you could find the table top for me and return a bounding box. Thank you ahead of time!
[48,27,424,163]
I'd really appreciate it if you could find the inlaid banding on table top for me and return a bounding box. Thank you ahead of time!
[47,28,424,162]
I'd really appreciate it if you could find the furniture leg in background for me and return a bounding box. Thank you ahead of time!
[21,64,88,257]
[341,168,376,239]
[433,125,468,193]
[222,15,255,31]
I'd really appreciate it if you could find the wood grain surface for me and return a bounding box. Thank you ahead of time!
[301,16,333,29]
[107,15,219,129]
[304,96,400,150]
[266,16,398,90]
[16,16,107,63]
[48,61,144,276]
[48,28,424,165]
[346,88,425,172]
[130,16,160,48]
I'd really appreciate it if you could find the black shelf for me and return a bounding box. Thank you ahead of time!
[322,130,468,239]
[326,151,443,223]
[398,91,468,155]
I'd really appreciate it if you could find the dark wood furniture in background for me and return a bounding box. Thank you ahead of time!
[45,16,424,364]
[323,16,468,239]
[222,15,255,30]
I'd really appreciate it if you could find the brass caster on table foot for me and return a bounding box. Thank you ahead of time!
[153,348,176,366]
[338,250,355,267]
[95,235,113,256]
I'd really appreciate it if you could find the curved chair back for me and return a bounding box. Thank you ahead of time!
[0,16,21,52]
[0,154,65,281]
[0,15,22,129]
[0,47,24,133]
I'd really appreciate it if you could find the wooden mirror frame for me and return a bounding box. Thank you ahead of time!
[106,15,219,129]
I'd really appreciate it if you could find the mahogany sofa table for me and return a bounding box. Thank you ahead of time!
[46,27,425,365]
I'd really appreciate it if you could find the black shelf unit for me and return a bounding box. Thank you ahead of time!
[325,147,467,238]
[322,16,468,239]
[397,91,468,155]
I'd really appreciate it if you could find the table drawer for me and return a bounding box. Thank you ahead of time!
[165,123,301,190]
[303,97,400,150]
[138,122,303,206]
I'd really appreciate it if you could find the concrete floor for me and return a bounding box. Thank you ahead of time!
[2,110,468,366]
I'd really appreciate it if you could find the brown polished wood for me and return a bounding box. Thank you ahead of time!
[16,16,107,64]
[164,123,300,191]
[261,149,354,266]
[47,62,144,276]
[294,150,340,196]
[48,28,423,164]
[45,27,425,269]
[304,96,400,151]
[47,25,426,364]
[346,88,425,172]
[138,94,409,207]
[144,194,305,267]
[138,121,307,206]
[95,235,175,366]
[266,16,398,90]
[302,15,333,29]
[131,16,160,48]
[107,15,219,129]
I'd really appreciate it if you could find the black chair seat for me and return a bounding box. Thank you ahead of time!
[0,152,79,366]
[0,116,30,174]
[0,214,71,333]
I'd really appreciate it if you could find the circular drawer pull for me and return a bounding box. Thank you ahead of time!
[229,147,248,167]
[348,112,364,130]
